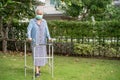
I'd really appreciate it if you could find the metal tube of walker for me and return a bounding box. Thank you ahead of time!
[24,41,27,77]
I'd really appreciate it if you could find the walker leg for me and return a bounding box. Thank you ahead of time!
[33,46,35,80]
[52,45,54,78]
[48,45,51,73]
[33,66,35,80]
[24,41,27,77]
[49,45,51,65]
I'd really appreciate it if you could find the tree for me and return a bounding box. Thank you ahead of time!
[104,5,120,21]
[82,0,112,20]
[63,0,83,18]
[61,0,112,20]
[0,0,34,53]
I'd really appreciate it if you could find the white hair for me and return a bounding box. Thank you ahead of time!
[39,0,45,3]
[35,6,44,14]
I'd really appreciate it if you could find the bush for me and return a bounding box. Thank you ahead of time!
[74,43,118,57]
[2,20,120,58]
[74,43,94,56]
[48,20,120,38]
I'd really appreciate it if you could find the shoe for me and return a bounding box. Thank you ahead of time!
[39,71,41,76]
[35,73,40,78]
[39,71,41,73]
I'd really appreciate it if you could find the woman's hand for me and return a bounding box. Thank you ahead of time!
[48,38,53,42]
[27,38,32,42]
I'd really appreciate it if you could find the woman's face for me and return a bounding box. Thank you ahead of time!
[36,10,43,15]
[36,10,43,20]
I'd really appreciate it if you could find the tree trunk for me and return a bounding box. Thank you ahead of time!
[2,27,9,53]
[0,16,6,53]
[2,39,7,53]
[1,11,15,53]
[0,16,3,38]
[0,16,8,53]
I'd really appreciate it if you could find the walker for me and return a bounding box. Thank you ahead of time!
[24,41,54,80]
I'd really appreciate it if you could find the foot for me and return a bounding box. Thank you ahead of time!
[39,71,41,75]
[39,71,41,73]
[35,73,40,78]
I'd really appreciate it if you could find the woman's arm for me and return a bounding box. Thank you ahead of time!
[45,21,51,40]
[27,19,33,40]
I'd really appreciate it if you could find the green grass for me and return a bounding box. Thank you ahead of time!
[0,53,120,80]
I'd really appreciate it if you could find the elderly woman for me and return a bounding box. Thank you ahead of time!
[27,9,51,77]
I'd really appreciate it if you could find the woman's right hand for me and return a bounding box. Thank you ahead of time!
[27,38,32,42]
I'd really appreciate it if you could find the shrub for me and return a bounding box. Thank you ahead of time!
[74,43,94,56]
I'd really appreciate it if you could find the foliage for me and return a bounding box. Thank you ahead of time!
[0,0,34,22]
[3,20,120,57]
[82,0,112,14]
[63,0,83,17]
[74,43,118,57]
[48,20,120,38]
[10,22,27,40]
[0,0,35,52]
[74,43,94,55]
[48,20,120,57]
[61,0,112,20]
[104,5,120,21]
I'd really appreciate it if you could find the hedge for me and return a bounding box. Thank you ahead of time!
[48,20,120,38]
[9,20,120,40]
[47,20,120,57]
[0,20,120,57]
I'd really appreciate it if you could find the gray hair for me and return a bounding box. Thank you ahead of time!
[35,6,44,14]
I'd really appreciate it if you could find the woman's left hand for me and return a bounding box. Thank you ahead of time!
[48,38,53,42]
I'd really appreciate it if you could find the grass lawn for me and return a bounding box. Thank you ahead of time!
[0,53,120,80]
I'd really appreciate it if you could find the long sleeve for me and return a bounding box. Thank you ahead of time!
[27,20,33,39]
[45,22,51,39]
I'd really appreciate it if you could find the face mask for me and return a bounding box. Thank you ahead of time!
[35,15,43,20]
